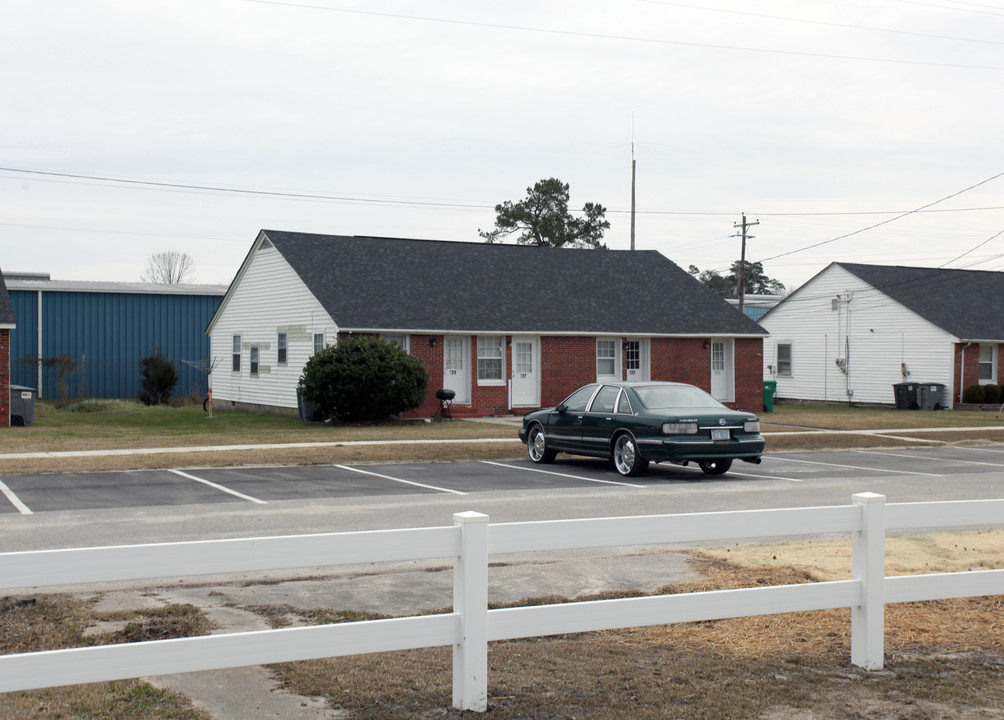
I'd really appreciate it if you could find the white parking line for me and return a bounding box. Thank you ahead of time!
[770,456,943,476]
[954,446,1004,455]
[727,470,804,482]
[334,465,468,495]
[169,469,268,504]
[853,449,1004,469]
[0,480,32,515]
[480,461,646,488]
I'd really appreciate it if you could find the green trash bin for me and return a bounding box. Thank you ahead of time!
[763,379,777,413]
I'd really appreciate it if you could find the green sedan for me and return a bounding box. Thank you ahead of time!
[518,381,765,477]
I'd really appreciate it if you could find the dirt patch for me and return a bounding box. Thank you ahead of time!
[700,529,1004,580]
[0,595,214,719]
[267,558,1004,719]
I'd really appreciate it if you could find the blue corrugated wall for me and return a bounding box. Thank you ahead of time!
[9,289,222,400]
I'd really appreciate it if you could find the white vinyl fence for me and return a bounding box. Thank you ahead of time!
[1,492,1003,712]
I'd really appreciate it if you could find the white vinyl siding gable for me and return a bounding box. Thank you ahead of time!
[210,242,336,410]
[762,264,956,405]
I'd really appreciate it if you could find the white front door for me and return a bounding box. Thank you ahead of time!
[443,336,471,404]
[511,336,540,407]
[625,338,650,381]
[710,339,735,402]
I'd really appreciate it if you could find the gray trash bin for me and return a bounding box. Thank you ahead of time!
[10,385,37,426]
[918,383,947,410]
[296,388,323,422]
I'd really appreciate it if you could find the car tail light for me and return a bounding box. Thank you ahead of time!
[662,422,699,434]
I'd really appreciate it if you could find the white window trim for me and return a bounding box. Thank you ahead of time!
[382,334,410,352]
[277,332,288,365]
[477,335,506,386]
[596,338,619,380]
[978,344,997,384]
[250,345,260,376]
[232,334,241,373]
[313,333,325,355]
[775,341,793,378]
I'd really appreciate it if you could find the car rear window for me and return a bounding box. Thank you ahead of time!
[634,385,724,410]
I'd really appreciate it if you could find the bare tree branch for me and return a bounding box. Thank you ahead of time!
[141,251,196,284]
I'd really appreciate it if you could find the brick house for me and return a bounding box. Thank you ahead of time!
[0,269,17,428]
[207,231,768,418]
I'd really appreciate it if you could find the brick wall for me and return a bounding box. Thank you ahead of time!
[396,333,765,419]
[954,342,982,406]
[0,329,10,427]
[733,337,766,413]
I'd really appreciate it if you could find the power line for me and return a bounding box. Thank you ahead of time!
[5,166,1003,221]
[756,170,1004,264]
[0,166,493,211]
[242,0,1004,71]
[640,0,1004,47]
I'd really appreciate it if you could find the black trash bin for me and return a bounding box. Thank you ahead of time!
[892,382,919,410]
[918,383,947,410]
[10,385,37,426]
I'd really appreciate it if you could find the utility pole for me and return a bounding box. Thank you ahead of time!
[629,118,636,250]
[732,213,759,314]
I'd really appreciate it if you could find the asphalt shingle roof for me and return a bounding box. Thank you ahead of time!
[0,269,16,326]
[261,231,766,336]
[838,262,1004,341]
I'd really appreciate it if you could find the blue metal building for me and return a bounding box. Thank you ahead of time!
[7,273,226,401]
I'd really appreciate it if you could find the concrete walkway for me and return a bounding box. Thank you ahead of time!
[2,424,1002,461]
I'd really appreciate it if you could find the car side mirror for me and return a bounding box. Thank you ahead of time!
[556,403,568,413]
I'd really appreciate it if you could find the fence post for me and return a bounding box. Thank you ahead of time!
[452,511,489,711]
[851,492,885,670]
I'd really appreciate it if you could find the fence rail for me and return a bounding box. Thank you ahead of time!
[1,493,1003,712]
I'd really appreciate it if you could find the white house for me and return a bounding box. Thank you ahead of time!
[761,262,1004,407]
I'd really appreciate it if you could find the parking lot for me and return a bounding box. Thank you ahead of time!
[1,444,1002,516]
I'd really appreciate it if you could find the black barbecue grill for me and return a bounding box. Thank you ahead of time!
[432,388,455,422]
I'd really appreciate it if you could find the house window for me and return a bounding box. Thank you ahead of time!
[277,333,287,365]
[383,334,410,352]
[979,344,997,383]
[596,339,617,378]
[313,333,325,355]
[776,343,792,377]
[625,340,640,372]
[477,336,504,383]
[514,342,532,375]
[250,346,260,376]
[232,335,241,372]
[712,342,725,372]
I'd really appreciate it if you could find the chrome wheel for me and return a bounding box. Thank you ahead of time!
[527,425,556,464]
[613,434,648,477]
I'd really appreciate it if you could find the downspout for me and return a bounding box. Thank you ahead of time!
[959,342,971,405]
[36,289,43,399]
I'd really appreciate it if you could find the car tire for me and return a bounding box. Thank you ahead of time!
[527,424,557,464]
[698,459,733,476]
[613,433,649,477]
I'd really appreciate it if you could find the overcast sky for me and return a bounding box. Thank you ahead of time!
[3,0,1003,292]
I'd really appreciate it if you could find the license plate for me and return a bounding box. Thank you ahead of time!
[711,428,730,441]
